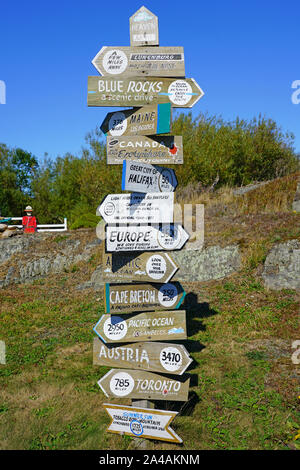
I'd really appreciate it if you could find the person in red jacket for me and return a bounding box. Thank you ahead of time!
[22,206,37,233]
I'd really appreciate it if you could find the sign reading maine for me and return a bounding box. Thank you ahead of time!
[107,136,183,165]
[122,160,177,193]
[88,77,204,108]
[100,103,171,137]
[98,193,174,224]
[105,224,190,252]
[130,6,159,47]
[92,47,185,77]
[93,310,187,344]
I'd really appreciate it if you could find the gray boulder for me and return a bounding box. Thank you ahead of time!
[262,240,300,290]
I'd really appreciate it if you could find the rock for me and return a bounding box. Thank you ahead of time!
[292,180,300,212]
[0,224,7,232]
[233,181,270,196]
[262,240,300,290]
[0,237,32,264]
[6,225,18,231]
[1,230,15,238]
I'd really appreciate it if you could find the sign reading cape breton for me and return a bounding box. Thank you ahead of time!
[88,6,204,444]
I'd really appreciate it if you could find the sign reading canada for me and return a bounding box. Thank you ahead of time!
[93,310,187,344]
[98,369,190,401]
[98,193,174,224]
[93,339,192,375]
[106,135,183,165]
[88,77,204,108]
[100,103,171,137]
[103,403,182,443]
[104,282,185,313]
[122,160,177,193]
[92,47,185,78]
[105,223,190,252]
[102,251,178,283]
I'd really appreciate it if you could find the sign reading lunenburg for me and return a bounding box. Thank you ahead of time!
[103,404,182,443]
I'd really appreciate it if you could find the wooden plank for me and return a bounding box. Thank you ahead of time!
[93,310,187,344]
[97,193,174,224]
[87,76,204,108]
[92,47,185,78]
[105,224,190,252]
[104,282,186,313]
[129,7,159,47]
[98,369,189,401]
[122,160,177,193]
[106,135,183,165]
[102,250,179,283]
[100,104,171,137]
[93,338,193,375]
[103,403,182,443]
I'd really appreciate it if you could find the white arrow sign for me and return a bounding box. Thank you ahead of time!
[103,403,182,443]
[97,193,174,224]
[122,160,177,193]
[105,223,190,252]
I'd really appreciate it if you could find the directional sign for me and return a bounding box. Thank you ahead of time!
[97,193,174,224]
[93,310,187,344]
[88,77,204,108]
[129,6,159,47]
[98,369,190,401]
[92,47,185,78]
[105,223,190,252]
[103,403,182,443]
[104,282,186,313]
[122,160,177,193]
[100,104,171,137]
[102,251,179,283]
[107,135,183,165]
[93,339,192,375]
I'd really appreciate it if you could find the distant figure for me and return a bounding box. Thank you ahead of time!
[22,206,37,233]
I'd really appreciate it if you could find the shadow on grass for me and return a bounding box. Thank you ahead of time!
[182,292,219,337]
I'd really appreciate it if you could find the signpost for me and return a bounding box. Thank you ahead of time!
[103,403,182,443]
[93,310,187,344]
[105,223,190,252]
[129,6,159,47]
[88,76,204,108]
[122,160,177,193]
[104,281,186,313]
[97,193,174,224]
[98,369,190,401]
[93,339,193,375]
[102,251,179,283]
[106,135,183,165]
[100,104,171,137]
[92,47,185,78]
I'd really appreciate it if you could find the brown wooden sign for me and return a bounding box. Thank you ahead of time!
[87,77,204,108]
[104,282,186,313]
[106,135,183,165]
[93,339,192,375]
[92,47,185,78]
[129,7,159,47]
[98,369,189,401]
[93,310,187,344]
[100,104,171,137]
[102,250,179,283]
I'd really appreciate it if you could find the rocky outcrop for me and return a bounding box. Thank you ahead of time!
[292,180,300,212]
[262,240,300,290]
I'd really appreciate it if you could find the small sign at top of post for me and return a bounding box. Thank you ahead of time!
[130,6,159,47]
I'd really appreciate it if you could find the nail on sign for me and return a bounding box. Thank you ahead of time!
[122,160,177,193]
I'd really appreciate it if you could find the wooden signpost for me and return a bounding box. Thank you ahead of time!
[122,160,178,193]
[93,310,187,344]
[100,103,171,137]
[98,369,190,401]
[97,193,174,224]
[104,281,186,313]
[103,403,182,443]
[88,76,204,108]
[102,251,178,283]
[93,339,193,375]
[92,47,185,78]
[106,135,183,165]
[105,223,190,252]
[88,5,204,444]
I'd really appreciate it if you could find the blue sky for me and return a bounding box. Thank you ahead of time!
[0,0,299,161]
